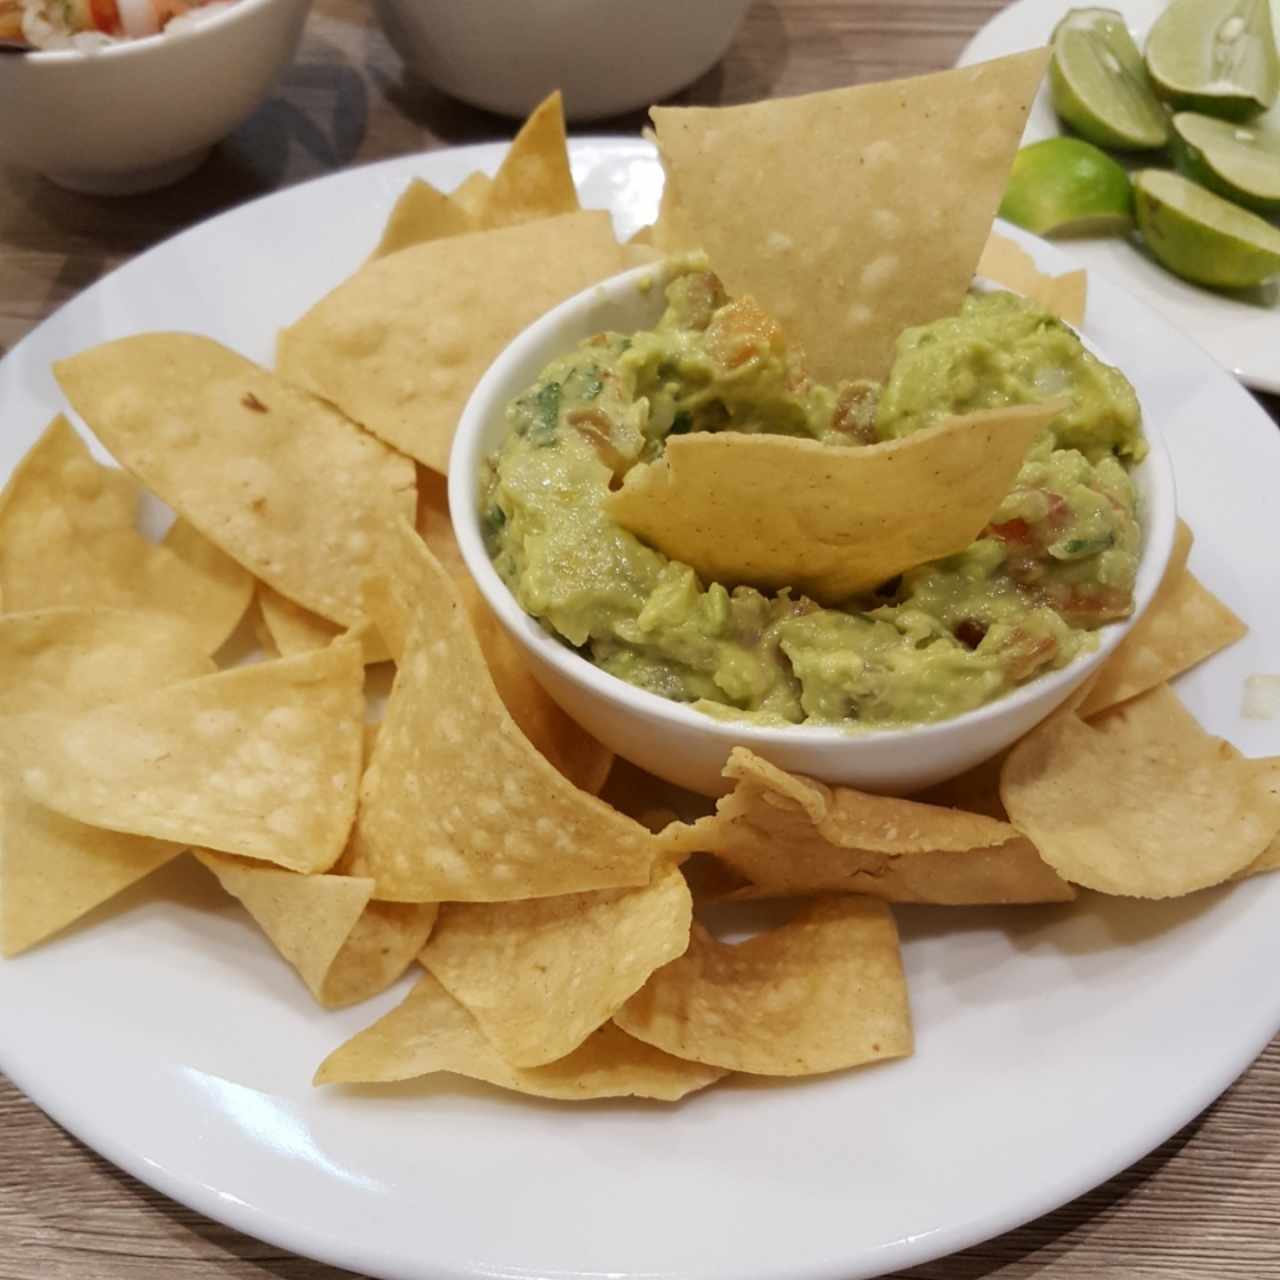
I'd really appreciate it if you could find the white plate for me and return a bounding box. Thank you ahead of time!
[959,0,1280,394]
[1,139,1279,1280]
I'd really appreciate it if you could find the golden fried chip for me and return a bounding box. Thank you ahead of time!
[658,748,1072,903]
[606,403,1057,603]
[0,608,214,717]
[0,782,183,957]
[450,171,492,220]
[1001,684,1280,897]
[0,417,252,652]
[1078,524,1245,718]
[54,338,415,627]
[195,850,437,1008]
[615,897,912,1076]
[349,524,661,901]
[370,178,478,260]
[257,583,390,666]
[374,474,613,793]
[652,50,1049,382]
[276,212,628,475]
[314,971,724,1100]
[485,90,579,226]
[12,645,364,873]
[977,232,1087,327]
[421,863,691,1067]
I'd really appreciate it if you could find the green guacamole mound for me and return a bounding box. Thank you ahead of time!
[481,266,1146,729]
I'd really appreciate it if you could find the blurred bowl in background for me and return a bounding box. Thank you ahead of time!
[0,0,311,195]
[374,0,753,122]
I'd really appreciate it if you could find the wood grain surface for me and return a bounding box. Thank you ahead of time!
[2,2,1278,1278]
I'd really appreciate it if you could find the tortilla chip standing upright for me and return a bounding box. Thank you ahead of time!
[652,48,1050,383]
[977,232,1088,328]
[484,90,580,225]
[54,337,415,627]
[276,211,628,475]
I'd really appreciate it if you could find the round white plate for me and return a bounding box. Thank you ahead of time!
[959,0,1280,394]
[1,139,1279,1280]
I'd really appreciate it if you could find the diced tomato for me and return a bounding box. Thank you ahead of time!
[987,516,1031,545]
[1050,584,1132,627]
[88,0,120,33]
[1002,629,1059,681]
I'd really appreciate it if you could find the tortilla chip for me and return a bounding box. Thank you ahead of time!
[1078,525,1246,718]
[615,897,912,1076]
[0,416,252,652]
[54,338,415,627]
[12,645,364,873]
[651,50,1050,383]
[314,971,724,1100]
[348,522,661,901]
[450,171,492,220]
[1239,833,1280,879]
[421,863,691,1067]
[1001,684,1280,897]
[276,212,628,475]
[370,178,478,260]
[485,90,579,226]
[257,583,390,666]
[658,748,1072,903]
[0,782,183,957]
[977,232,1087,327]
[195,850,437,1008]
[606,403,1057,603]
[0,608,214,717]
[387,472,613,793]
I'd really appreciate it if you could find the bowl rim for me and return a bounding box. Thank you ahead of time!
[450,260,1178,753]
[11,0,288,63]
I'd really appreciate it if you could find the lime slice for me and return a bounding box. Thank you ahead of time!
[1171,111,1280,211]
[1049,7,1171,150]
[999,137,1134,235]
[1133,168,1280,287]
[1145,0,1279,120]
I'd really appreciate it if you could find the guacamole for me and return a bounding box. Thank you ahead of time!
[481,266,1146,728]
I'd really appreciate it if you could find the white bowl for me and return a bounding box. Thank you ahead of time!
[0,0,311,194]
[451,262,1178,796]
[373,0,752,123]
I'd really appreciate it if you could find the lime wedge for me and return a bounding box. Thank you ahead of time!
[1049,7,1171,150]
[1145,0,1279,120]
[1172,111,1280,211]
[1000,137,1134,235]
[1133,168,1280,287]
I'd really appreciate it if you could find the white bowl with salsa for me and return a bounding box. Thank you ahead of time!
[451,261,1177,795]
[0,0,309,194]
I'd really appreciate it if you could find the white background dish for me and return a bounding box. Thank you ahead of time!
[0,139,1278,1280]
[959,0,1280,394]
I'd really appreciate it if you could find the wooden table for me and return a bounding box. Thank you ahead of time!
[2,2,1278,1277]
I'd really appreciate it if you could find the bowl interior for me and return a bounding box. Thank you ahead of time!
[450,262,1177,773]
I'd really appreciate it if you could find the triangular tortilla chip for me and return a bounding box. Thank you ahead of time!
[0,417,252,652]
[615,896,912,1076]
[1078,523,1245,718]
[54,338,416,627]
[370,177,479,260]
[450,170,492,220]
[363,474,613,793]
[195,850,437,1007]
[11,645,364,873]
[485,90,580,225]
[605,403,1057,603]
[257,583,389,665]
[977,232,1088,327]
[276,211,627,475]
[0,608,214,716]
[651,49,1050,382]
[348,522,662,902]
[420,863,691,1067]
[0,782,183,957]
[314,971,725,1100]
[658,748,1072,904]
[1001,684,1280,897]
